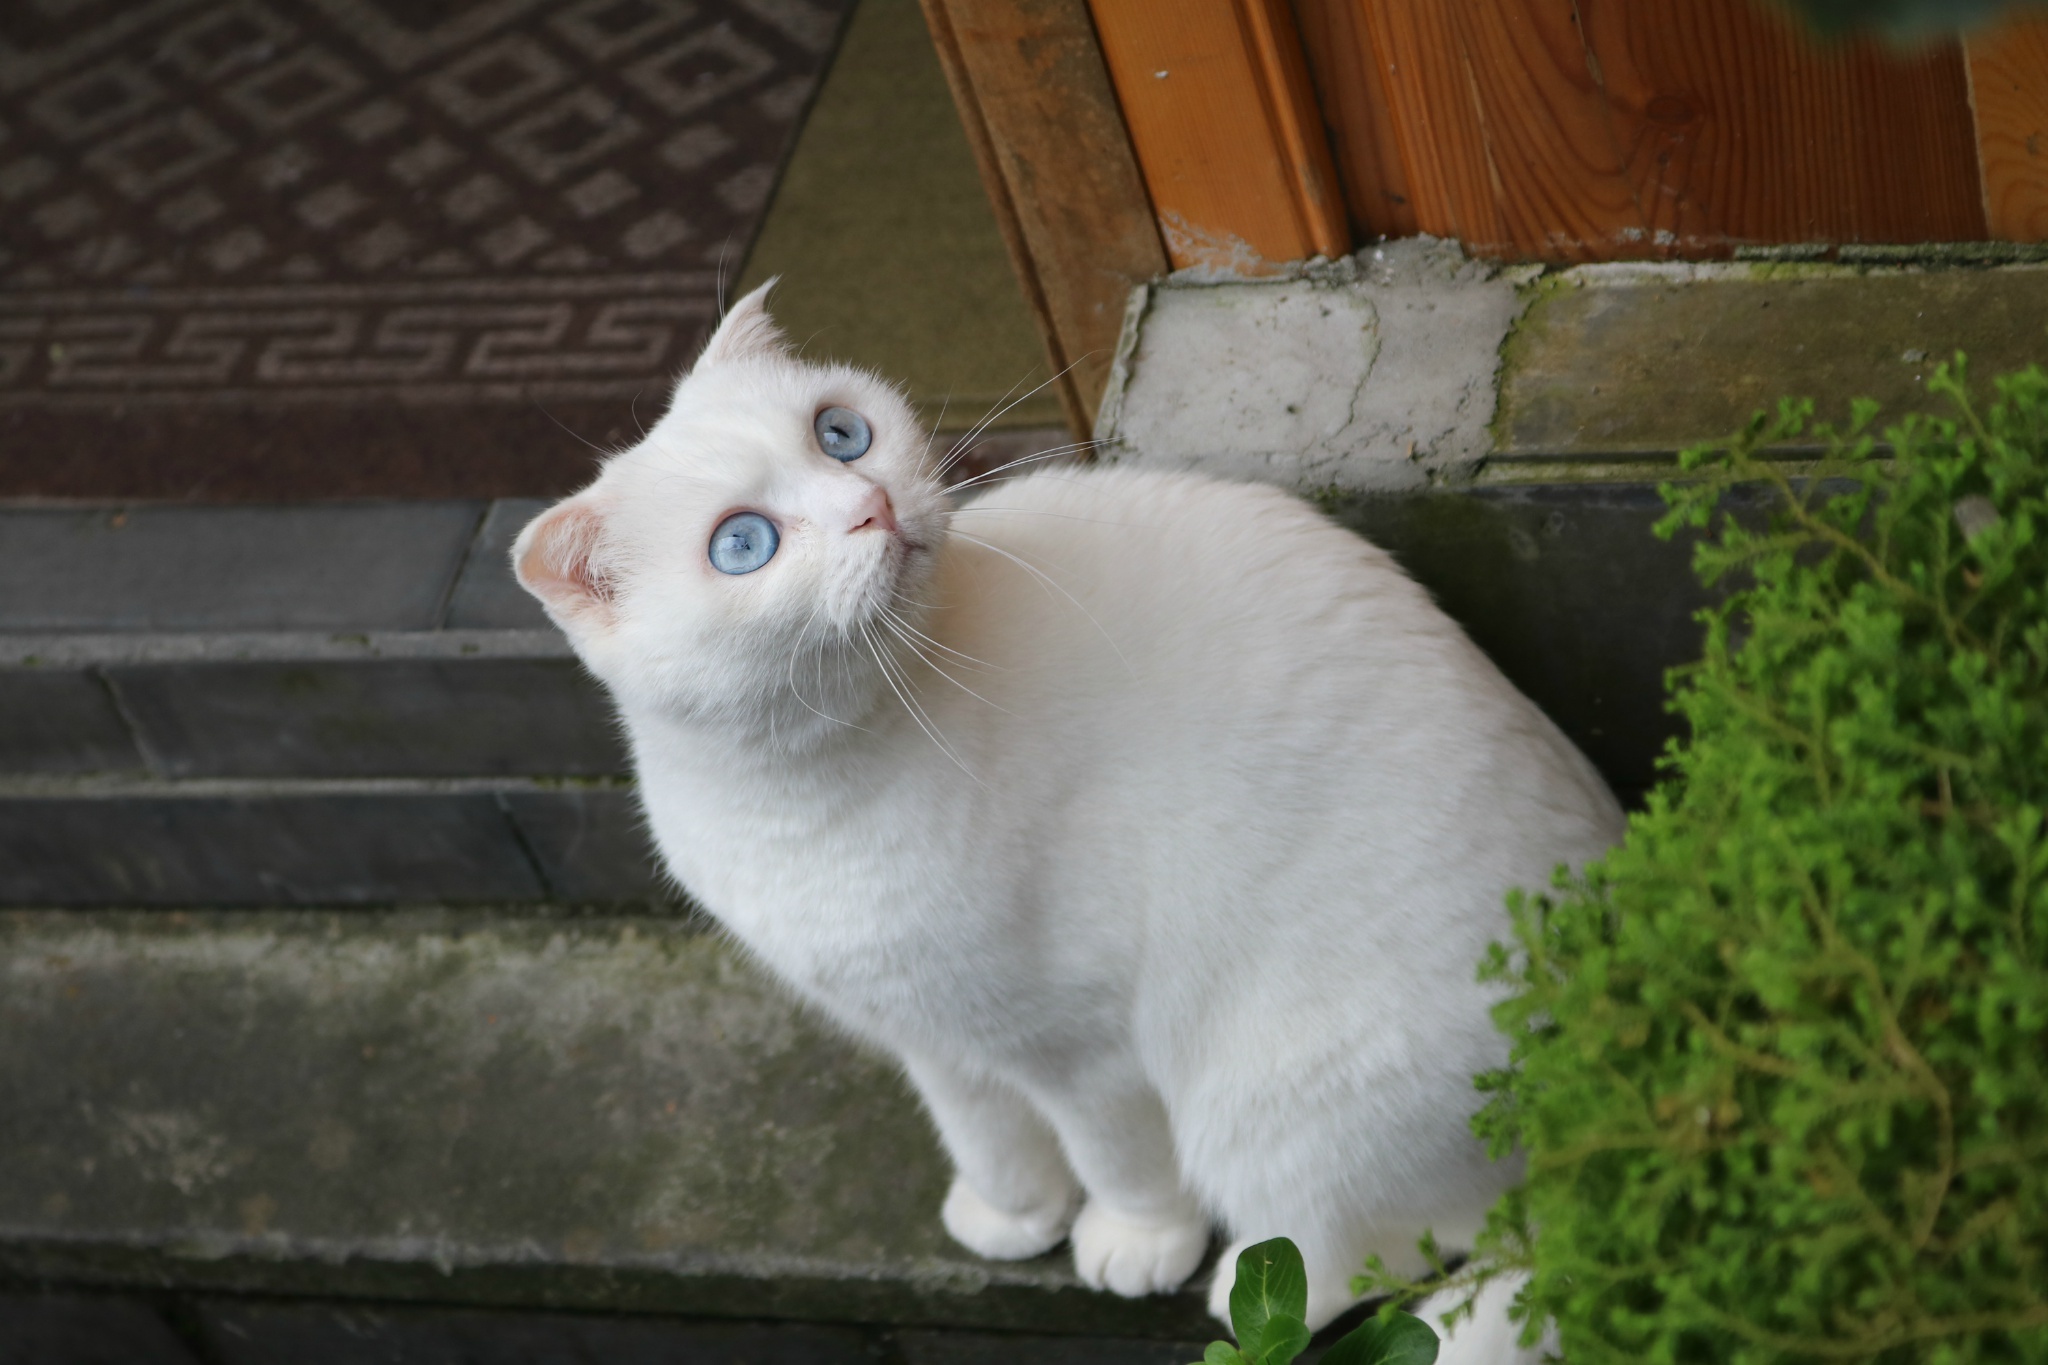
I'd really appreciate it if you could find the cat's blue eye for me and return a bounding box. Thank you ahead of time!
[815,406,871,461]
[709,512,778,575]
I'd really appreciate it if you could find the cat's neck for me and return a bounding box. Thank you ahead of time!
[620,629,931,771]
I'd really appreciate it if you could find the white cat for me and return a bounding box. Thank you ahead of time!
[514,284,1623,1358]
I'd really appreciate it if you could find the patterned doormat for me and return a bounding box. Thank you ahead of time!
[0,0,849,499]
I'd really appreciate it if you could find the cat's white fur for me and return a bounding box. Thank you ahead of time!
[515,285,1622,1359]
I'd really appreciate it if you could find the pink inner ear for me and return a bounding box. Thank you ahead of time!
[515,500,613,616]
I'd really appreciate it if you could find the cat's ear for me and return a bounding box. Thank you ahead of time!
[513,494,618,627]
[696,279,787,368]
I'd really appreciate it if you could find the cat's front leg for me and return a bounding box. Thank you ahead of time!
[1025,1065,1212,1299]
[899,1050,1081,1260]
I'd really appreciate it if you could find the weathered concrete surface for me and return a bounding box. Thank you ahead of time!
[0,670,141,775]
[0,911,1214,1337]
[500,787,672,903]
[1324,481,1720,805]
[445,499,555,631]
[0,790,551,905]
[1498,262,2048,457]
[104,658,627,779]
[0,497,666,907]
[1097,239,1531,491]
[0,504,486,633]
[191,1298,1209,1363]
[1100,246,2048,491]
[0,1289,1213,1363]
[0,1292,204,1363]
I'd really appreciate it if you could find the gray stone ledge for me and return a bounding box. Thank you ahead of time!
[445,499,556,631]
[3,642,617,789]
[105,657,625,780]
[0,910,1213,1339]
[1097,241,2048,491]
[0,630,573,668]
[0,503,488,634]
[0,1289,1213,1364]
[0,786,669,906]
[0,775,632,797]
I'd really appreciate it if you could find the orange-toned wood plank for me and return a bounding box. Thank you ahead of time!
[1966,13,2048,241]
[1088,0,1349,272]
[1346,0,1985,261]
[920,0,1168,431]
[1292,0,1420,238]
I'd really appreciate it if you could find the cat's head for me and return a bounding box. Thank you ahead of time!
[513,282,950,736]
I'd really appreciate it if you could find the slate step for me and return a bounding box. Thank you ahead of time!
[0,499,677,907]
[0,1290,1212,1365]
[0,909,1217,1342]
[1,475,1720,907]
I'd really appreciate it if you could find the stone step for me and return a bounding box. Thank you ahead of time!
[0,908,1216,1343]
[0,499,677,907]
[1,477,1712,908]
[0,1289,1213,1365]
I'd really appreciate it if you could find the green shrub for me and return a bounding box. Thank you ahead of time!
[1474,359,2048,1362]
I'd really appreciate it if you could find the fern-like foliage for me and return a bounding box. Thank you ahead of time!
[1472,359,2048,1363]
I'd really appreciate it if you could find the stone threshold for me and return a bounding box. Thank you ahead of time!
[1095,238,2048,493]
[1,1288,1213,1365]
[0,908,1215,1343]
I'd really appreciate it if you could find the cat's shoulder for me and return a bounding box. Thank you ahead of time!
[959,463,1324,527]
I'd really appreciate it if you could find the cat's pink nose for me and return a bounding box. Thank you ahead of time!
[848,486,898,536]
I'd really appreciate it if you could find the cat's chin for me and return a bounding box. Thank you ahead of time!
[824,529,936,636]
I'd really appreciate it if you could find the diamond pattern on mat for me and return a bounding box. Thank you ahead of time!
[0,0,848,290]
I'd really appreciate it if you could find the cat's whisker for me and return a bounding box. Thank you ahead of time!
[938,357,1091,476]
[868,623,971,766]
[785,601,862,732]
[920,396,954,474]
[947,355,1087,458]
[948,506,1139,529]
[946,442,1098,493]
[859,622,983,786]
[952,472,1108,502]
[947,529,1135,678]
[953,435,1097,470]
[938,375,1040,473]
[531,399,618,459]
[713,242,729,316]
[881,604,999,672]
[877,614,1013,715]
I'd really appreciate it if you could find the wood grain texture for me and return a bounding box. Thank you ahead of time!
[1966,13,2048,241]
[1292,0,1419,239]
[1345,0,1986,261]
[919,0,1168,432]
[1089,0,1348,271]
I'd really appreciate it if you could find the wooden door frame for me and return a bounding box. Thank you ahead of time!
[920,0,2048,435]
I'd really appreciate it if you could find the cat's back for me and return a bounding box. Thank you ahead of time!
[937,462,1621,917]
[945,464,1511,723]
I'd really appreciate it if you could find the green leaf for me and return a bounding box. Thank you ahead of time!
[1198,1341,1248,1365]
[1228,1238,1308,1357]
[1250,1314,1312,1365]
[1318,1311,1441,1365]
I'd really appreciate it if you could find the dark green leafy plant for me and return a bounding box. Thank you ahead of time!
[1469,357,2048,1362]
[1195,1238,1438,1365]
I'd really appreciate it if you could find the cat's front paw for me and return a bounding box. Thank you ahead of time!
[942,1176,1078,1260]
[1070,1200,1210,1297]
